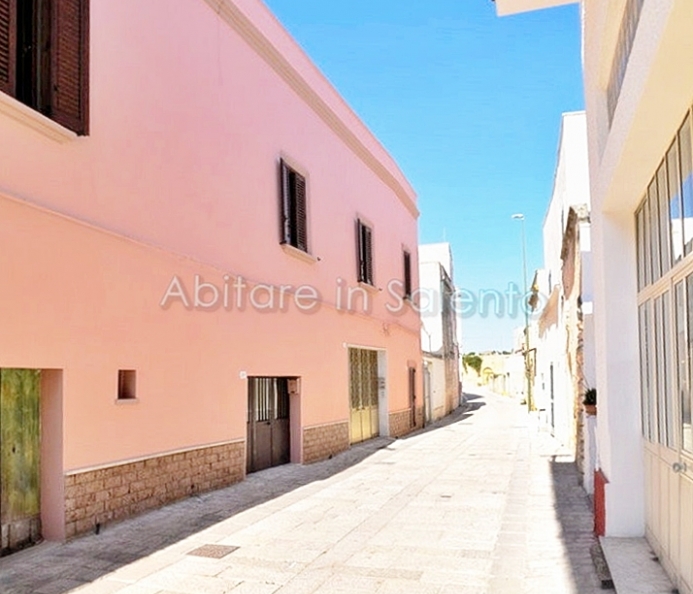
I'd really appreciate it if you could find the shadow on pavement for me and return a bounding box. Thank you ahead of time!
[397,391,486,440]
[549,456,611,592]
[0,399,485,594]
[0,435,392,594]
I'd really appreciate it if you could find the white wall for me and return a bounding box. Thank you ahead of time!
[420,261,444,353]
[533,112,591,450]
[424,356,447,421]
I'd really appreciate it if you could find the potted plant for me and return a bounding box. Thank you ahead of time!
[583,387,597,416]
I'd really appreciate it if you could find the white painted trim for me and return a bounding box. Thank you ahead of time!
[281,243,318,264]
[358,281,379,294]
[0,92,78,144]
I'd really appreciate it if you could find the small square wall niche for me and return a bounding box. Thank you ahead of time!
[118,370,137,400]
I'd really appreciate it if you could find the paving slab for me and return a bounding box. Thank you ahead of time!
[1,391,606,593]
[600,537,674,594]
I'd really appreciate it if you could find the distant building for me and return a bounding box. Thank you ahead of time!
[419,243,462,422]
[480,345,525,400]
[530,112,595,490]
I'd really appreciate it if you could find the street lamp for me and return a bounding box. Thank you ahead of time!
[511,213,534,412]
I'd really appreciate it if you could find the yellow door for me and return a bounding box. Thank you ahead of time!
[349,349,379,444]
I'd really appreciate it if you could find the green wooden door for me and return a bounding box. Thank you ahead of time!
[1,369,41,555]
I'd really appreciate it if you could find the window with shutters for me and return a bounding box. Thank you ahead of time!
[0,0,89,135]
[357,219,374,286]
[403,249,412,298]
[279,159,308,252]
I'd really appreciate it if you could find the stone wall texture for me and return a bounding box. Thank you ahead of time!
[302,421,350,464]
[64,441,245,538]
[389,409,417,438]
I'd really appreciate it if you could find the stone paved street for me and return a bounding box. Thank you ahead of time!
[0,391,604,594]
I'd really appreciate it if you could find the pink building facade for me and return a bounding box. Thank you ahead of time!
[0,0,421,552]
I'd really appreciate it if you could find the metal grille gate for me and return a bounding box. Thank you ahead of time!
[349,348,379,444]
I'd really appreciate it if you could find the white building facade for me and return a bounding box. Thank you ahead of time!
[419,243,462,422]
[532,112,595,476]
[498,0,693,590]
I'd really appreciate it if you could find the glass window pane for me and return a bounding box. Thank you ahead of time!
[663,291,675,448]
[687,275,693,452]
[649,180,661,281]
[668,139,684,263]
[680,115,693,255]
[680,280,692,451]
[655,293,674,448]
[636,207,644,291]
[658,163,671,274]
[639,301,654,441]
[655,296,665,444]
[644,194,652,286]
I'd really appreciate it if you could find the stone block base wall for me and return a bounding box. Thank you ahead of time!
[303,421,349,464]
[64,441,245,538]
[415,406,424,429]
[389,409,414,438]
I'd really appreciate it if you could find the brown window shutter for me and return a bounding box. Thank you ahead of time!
[403,250,411,296]
[356,219,365,282]
[0,0,16,96]
[280,160,291,244]
[51,0,88,134]
[293,171,307,251]
[364,225,373,284]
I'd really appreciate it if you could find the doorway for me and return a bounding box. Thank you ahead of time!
[246,377,292,473]
[349,348,380,444]
[408,367,417,428]
[1,369,41,556]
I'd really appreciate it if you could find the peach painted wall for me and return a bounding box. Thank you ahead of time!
[0,0,420,472]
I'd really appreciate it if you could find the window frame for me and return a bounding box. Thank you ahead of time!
[279,158,309,254]
[356,218,374,286]
[0,0,89,135]
[636,104,693,457]
[403,249,412,299]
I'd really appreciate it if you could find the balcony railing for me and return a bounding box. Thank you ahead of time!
[606,0,645,124]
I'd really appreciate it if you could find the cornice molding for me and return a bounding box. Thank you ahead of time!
[202,0,419,219]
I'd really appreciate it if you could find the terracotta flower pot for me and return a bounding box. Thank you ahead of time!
[584,403,597,416]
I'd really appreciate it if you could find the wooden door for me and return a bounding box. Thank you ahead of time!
[1,369,41,555]
[246,378,290,473]
[349,349,379,444]
[408,367,417,428]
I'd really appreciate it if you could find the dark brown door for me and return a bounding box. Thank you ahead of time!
[247,377,290,473]
[408,367,417,428]
[1,369,41,556]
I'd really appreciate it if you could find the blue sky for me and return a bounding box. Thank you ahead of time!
[263,0,584,352]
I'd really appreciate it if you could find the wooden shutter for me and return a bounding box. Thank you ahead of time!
[0,0,16,96]
[280,160,291,244]
[293,171,307,251]
[356,220,365,282]
[403,250,411,297]
[364,225,373,284]
[51,0,88,134]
